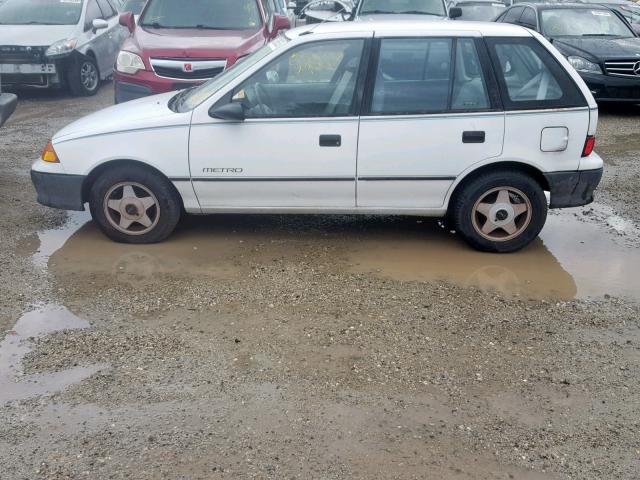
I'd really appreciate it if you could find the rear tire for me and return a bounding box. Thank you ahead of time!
[451,170,547,253]
[68,56,100,96]
[89,165,181,244]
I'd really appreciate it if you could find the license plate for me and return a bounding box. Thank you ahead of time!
[0,63,56,74]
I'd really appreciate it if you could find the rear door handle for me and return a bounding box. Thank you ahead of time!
[462,131,485,144]
[319,134,341,147]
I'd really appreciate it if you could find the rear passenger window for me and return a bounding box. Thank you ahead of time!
[371,37,491,115]
[486,37,586,110]
[452,38,490,111]
[372,38,453,114]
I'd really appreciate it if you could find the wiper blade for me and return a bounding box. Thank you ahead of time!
[360,9,394,14]
[194,25,236,30]
[581,33,621,37]
[398,10,442,15]
[21,21,60,25]
[141,21,170,28]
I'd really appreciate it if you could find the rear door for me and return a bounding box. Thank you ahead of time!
[356,33,505,208]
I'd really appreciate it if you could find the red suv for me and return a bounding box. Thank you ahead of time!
[114,0,290,103]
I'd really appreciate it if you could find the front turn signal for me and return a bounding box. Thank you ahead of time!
[41,141,59,163]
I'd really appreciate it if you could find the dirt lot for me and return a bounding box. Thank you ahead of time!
[0,83,639,480]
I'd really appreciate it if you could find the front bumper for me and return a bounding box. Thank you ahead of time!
[544,168,603,209]
[31,170,86,211]
[114,69,203,103]
[581,72,640,102]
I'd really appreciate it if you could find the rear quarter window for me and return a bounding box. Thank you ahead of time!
[485,37,587,110]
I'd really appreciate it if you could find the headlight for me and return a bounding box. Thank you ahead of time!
[567,56,602,75]
[45,39,77,58]
[116,51,146,75]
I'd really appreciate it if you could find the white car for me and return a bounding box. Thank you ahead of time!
[31,21,603,252]
[0,0,128,95]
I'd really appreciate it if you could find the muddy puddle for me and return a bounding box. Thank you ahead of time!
[0,305,105,403]
[19,205,640,301]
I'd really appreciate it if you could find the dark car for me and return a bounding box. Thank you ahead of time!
[495,3,640,102]
[450,0,507,21]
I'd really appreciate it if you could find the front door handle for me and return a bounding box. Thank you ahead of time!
[319,134,341,147]
[462,131,485,144]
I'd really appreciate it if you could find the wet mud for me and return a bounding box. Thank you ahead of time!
[26,204,640,302]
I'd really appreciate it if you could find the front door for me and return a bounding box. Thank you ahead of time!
[189,37,370,209]
[357,35,505,208]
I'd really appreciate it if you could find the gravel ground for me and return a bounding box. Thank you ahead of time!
[0,84,639,480]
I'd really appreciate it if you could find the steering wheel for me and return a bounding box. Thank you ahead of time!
[512,71,543,100]
[245,83,271,115]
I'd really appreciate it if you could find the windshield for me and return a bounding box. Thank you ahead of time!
[457,2,506,20]
[140,0,261,29]
[0,0,83,25]
[541,8,633,37]
[174,36,288,112]
[359,0,446,17]
[123,0,145,14]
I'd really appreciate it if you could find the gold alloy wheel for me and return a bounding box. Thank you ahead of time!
[103,182,160,235]
[471,186,533,242]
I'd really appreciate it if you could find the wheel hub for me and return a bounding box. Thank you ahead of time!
[492,205,514,224]
[471,187,533,242]
[104,182,160,235]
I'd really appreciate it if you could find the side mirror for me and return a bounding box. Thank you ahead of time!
[273,14,291,33]
[119,12,135,34]
[209,102,245,121]
[449,7,462,19]
[0,92,18,128]
[92,18,109,32]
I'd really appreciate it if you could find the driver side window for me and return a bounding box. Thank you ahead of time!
[233,39,365,118]
[85,0,104,31]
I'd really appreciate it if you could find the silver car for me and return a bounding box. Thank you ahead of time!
[0,0,128,96]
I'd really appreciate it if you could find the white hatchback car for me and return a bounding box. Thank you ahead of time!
[31,21,603,252]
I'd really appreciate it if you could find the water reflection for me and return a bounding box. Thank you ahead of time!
[22,208,640,301]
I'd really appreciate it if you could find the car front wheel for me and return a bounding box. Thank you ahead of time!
[89,165,181,244]
[68,57,100,96]
[451,171,548,253]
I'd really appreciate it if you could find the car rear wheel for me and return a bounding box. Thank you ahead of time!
[89,165,181,243]
[451,171,547,253]
[68,57,100,96]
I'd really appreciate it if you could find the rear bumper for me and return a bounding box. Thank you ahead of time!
[581,72,640,102]
[31,170,85,211]
[544,167,603,209]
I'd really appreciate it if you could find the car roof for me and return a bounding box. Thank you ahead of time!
[514,2,613,9]
[286,19,531,38]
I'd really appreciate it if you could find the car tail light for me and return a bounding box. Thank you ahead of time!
[582,136,596,157]
[41,141,59,163]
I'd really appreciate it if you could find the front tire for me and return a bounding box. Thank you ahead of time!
[451,171,548,253]
[68,56,100,96]
[89,165,181,244]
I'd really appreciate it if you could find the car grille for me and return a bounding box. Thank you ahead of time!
[0,45,46,63]
[603,85,640,100]
[150,58,227,81]
[2,73,48,86]
[604,60,640,78]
